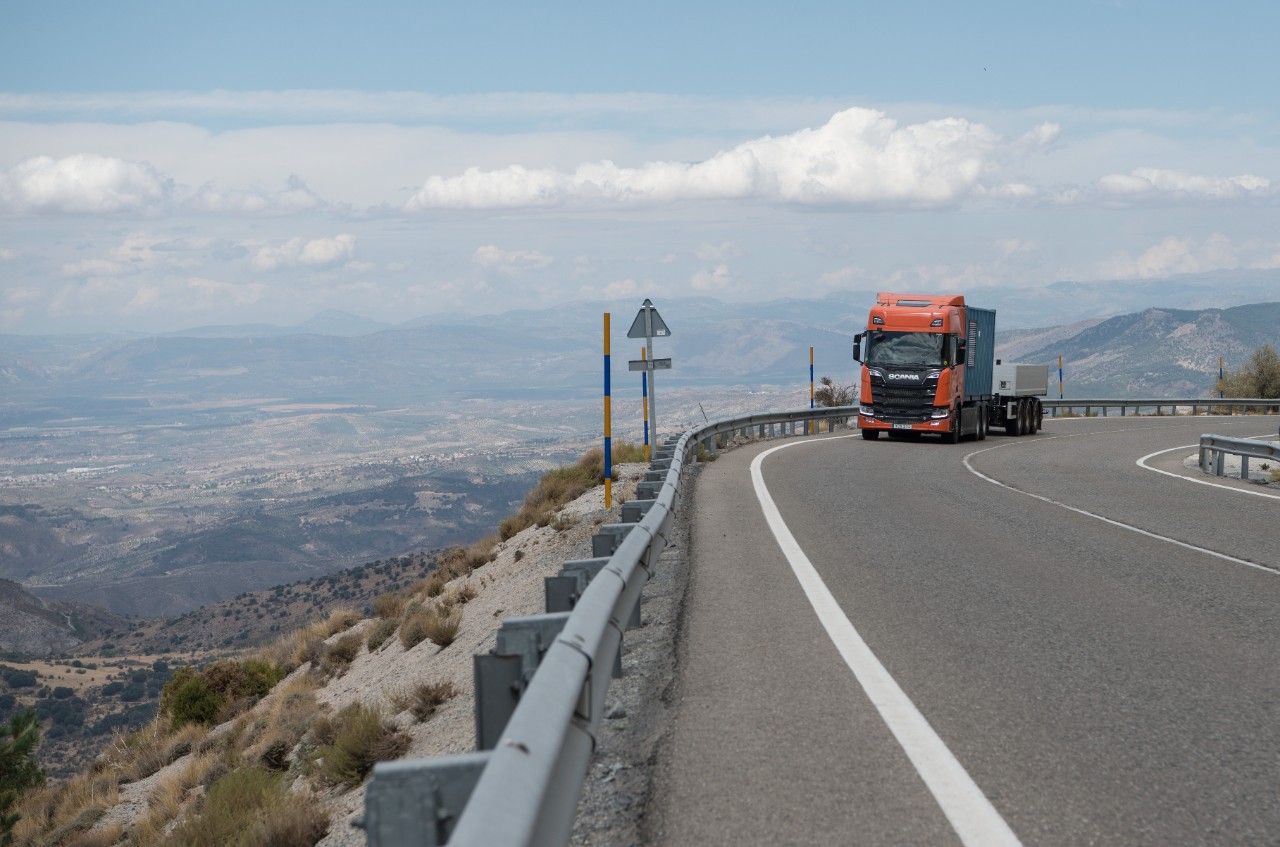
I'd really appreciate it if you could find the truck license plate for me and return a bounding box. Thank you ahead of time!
[892,423,913,430]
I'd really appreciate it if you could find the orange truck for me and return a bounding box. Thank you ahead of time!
[852,292,1047,443]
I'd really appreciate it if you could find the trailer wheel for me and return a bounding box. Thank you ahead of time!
[977,405,988,440]
[861,429,880,440]
[1035,399,1044,432]
[1027,400,1039,434]
[1004,403,1020,436]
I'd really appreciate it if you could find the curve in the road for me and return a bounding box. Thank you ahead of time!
[1136,437,1280,501]
[963,432,1277,575]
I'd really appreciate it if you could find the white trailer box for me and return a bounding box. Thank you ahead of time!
[993,363,1049,397]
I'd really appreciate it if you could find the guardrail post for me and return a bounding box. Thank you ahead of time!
[475,613,572,749]
[621,498,656,523]
[592,523,635,558]
[1215,450,1225,477]
[363,752,492,847]
[1240,456,1249,479]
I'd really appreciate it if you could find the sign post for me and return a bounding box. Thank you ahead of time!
[627,299,671,448]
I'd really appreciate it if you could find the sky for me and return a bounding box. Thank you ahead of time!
[2,0,1278,334]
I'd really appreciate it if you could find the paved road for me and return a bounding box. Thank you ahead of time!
[648,416,1280,846]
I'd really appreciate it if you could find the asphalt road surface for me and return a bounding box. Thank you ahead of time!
[648,415,1280,846]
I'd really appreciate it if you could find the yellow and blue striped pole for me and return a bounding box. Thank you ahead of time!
[1219,356,1224,399]
[809,346,815,434]
[1058,355,1064,400]
[604,313,612,510]
[641,347,650,462]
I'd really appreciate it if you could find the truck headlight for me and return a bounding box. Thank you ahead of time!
[931,407,950,419]
[859,405,874,416]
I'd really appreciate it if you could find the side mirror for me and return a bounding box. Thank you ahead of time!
[852,333,863,362]
[956,339,967,367]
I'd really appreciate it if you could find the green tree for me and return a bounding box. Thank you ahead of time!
[1223,344,1280,399]
[1,710,46,845]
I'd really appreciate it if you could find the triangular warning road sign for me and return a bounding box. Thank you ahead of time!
[627,299,671,339]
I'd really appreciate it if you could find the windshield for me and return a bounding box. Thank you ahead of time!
[865,331,948,367]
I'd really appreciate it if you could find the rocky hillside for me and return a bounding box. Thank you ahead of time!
[0,579,128,657]
[7,463,661,847]
[998,302,1280,397]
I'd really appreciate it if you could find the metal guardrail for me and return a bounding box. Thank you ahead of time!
[1198,433,1280,478]
[362,404,856,847]
[1045,398,1280,417]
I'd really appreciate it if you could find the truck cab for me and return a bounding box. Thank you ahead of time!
[853,293,982,443]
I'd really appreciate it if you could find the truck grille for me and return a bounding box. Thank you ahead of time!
[870,384,934,422]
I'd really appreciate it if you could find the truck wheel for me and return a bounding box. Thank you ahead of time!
[1027,401,1039,434]
[977,405,988,440]
[1035,400,1044,432]
[861,429,880,440]
[943,407,961,444]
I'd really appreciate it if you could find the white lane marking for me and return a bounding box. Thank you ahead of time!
[1136,437,1280,501]
[752,437,1022,847]
[962,442,1278,575]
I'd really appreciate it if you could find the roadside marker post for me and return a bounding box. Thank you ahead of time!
[627,299,671,451]
[604,313,612,510]
[641,348,650,462]
[809,346,815,434]
[1219,356,1224,399]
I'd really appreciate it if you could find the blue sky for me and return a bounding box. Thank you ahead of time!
[2,1,1278,333]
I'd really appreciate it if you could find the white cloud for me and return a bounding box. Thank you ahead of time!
[1097,168,1272,200]
[61,233,198,277]
[472,244,554,274]
[406,107,1049,210]
[1095,234,1240,279]
[250,234,357,271]
[0,248,17,260]
[0,154,172,214]
[691,264,732,291]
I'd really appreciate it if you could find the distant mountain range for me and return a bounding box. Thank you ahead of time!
[3,277,1278,426]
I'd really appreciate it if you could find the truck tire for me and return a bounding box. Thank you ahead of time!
[1035,399,1044,432]
[977,405,988,440]
[861,429,880,440]
[1005,402,1020,436]
[943,407,961,444]
[1027,400,1039,434]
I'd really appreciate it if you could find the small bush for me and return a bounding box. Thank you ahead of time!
[371,592,406,619]
[423,607,462,648]
[388,680,459,723]
[366,617,399,651]
[315,704,410,787]
[166,764,328,847]
[612,441,648,463]
[321,633,363,676]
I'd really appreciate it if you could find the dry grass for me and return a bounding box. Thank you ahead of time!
[371,590,407,619]
[256,607,361,671]
[365,616,399,651]
[310,703,410,787]
[441,582,478,608]
[165,765,329,847]
[320,631,364,677]
[422,606,463,648]
[10,768,121,845]
[387,679,459,723]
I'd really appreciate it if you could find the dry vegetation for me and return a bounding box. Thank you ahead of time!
[7,443,647,845]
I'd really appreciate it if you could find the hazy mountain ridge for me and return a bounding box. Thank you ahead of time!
[1007,302,1280,396]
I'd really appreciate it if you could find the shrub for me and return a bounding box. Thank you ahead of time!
[1,710,45,842]
[321,633,363,677]
[398,608,433,650]
[314,704,409,787]
[423,607,462,648]
[1224,344,1280,399]
[388,680,458,723]
[612,441,648,463]
[162,670,222,730]
[371,591,406,619]
[365,617,399,651]
[166,765,329,847]
[814,375,857,407]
